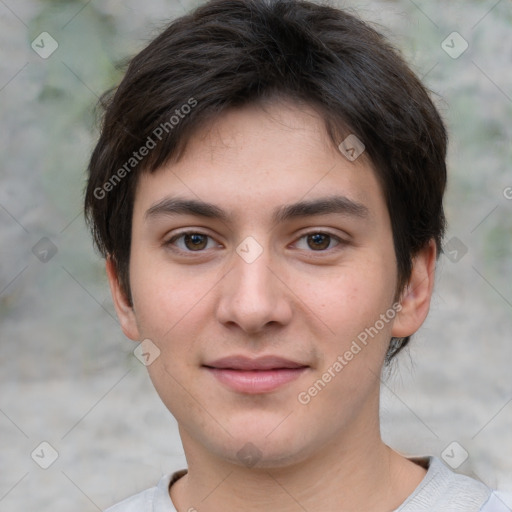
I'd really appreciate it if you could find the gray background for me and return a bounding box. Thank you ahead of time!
[0,0,511,510]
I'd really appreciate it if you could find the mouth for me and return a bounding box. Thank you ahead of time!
[202,355,309,394]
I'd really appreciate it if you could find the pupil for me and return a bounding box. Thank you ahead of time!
[309,233,329,250]
[185,233,207,250]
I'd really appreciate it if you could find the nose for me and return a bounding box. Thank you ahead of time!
[215,241,293,335]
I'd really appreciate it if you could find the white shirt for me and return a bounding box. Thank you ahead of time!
[104,456,512,512]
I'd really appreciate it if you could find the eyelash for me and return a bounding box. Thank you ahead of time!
[164,230,346,254]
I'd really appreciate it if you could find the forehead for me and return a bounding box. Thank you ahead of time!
[133,100,387,226]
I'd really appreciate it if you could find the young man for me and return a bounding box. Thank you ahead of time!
[84,0,511,510]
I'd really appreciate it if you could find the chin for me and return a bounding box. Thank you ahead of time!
[212,424,316,470]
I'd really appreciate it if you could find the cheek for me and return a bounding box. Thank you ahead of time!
[128,248,207,340]
[128,253,214,409]
[302,261,396,339]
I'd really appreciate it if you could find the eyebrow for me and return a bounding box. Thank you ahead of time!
[145,195,369,224]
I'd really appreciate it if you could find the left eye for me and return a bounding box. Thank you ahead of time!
[295,232,341,251]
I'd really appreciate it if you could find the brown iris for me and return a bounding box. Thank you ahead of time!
[307,233,330,250]
[184,233,208,250]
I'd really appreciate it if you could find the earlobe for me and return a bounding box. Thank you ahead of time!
[391,239,437,338]
[105,257,141,341]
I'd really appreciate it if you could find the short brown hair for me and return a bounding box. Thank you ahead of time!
[84,0,447,363]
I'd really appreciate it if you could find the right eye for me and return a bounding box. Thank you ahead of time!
[164,231,221,252]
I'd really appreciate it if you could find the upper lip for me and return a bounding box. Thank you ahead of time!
[203,355,309,371]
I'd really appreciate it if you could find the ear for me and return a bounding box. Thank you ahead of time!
[391,239,437,338]
[106,257,141,341]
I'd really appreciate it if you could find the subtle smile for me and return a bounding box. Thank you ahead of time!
[203,355,309,394]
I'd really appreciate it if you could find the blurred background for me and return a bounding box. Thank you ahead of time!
[0,0,511,510]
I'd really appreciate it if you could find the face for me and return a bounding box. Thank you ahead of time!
[108,100,434,469]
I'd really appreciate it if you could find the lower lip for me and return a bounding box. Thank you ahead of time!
[205,367,308,394]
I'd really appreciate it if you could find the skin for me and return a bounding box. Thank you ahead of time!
[107,99,437,512]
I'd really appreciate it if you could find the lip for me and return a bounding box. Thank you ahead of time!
[203,355,309,394]
[204,355,308,371]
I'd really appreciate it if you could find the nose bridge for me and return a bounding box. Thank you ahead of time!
[234,244,271,294]
[216,236,291,332]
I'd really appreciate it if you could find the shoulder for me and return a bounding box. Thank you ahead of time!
[480,491,512,512]
[104,486,155,512]
[397,456,512,512]
[103,472,180,512]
